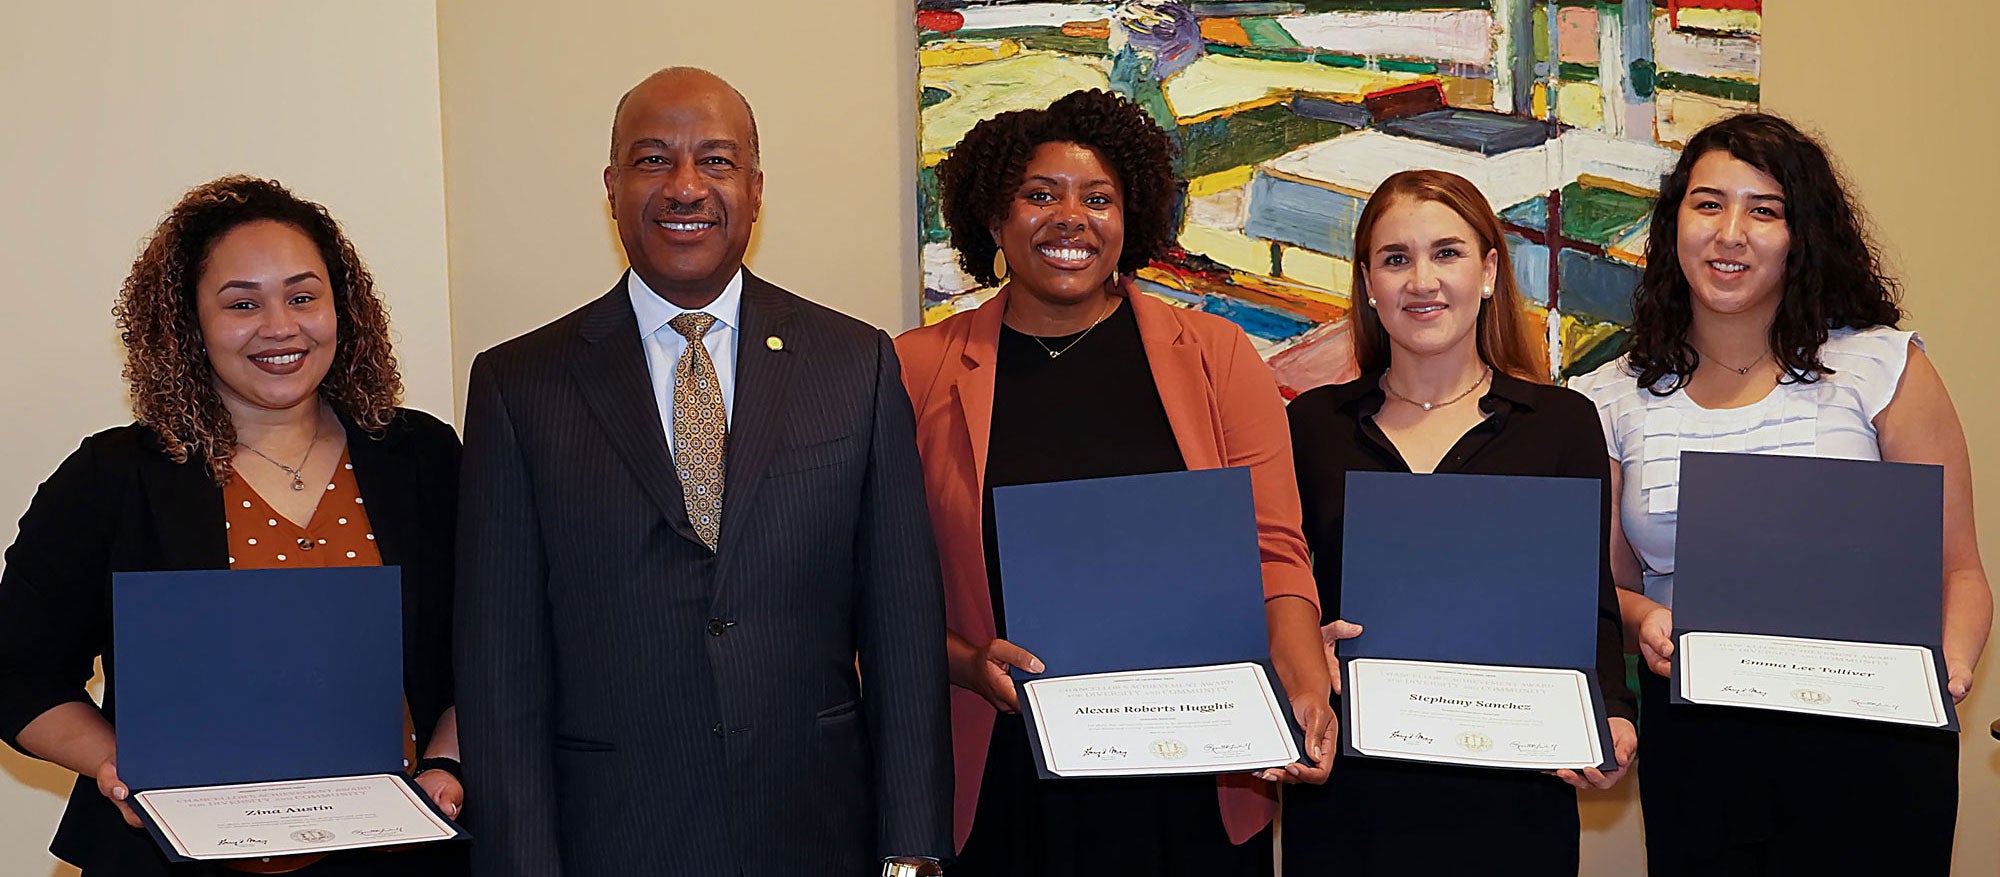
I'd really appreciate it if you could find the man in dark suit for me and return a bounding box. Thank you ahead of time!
[455,67,951,877]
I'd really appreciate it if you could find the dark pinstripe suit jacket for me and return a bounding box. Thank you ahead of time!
[455,272,952,877]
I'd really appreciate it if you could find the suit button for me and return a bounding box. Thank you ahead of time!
[711,723,725,738]
[707,619,729,636]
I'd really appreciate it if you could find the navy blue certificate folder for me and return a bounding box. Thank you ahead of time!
[1339,471,1616,769]
[113,567,405,792]
[1670,452,1956,729]
[992,468,1303,777]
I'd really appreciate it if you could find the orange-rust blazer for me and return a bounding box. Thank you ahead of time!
[894,284,1319,851]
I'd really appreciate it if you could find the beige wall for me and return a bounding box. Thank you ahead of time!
[0,3,453,874]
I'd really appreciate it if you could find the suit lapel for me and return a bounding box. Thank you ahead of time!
[1130,289,1223,470]
[953,289,1006,495]
[571,279,702,547]
[714,271,797,558]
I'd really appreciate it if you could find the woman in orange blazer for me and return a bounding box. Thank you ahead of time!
[895,90,1331,876]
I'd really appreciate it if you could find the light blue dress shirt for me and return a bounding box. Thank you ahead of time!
[628,269,743,453]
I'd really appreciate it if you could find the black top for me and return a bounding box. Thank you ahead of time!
[980,299,1185,638]
[1285,369,1636,722]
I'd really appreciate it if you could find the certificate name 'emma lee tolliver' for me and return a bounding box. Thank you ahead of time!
[1740,659,1876,677]
[1074,701,1238,715]
[1407,694,1534,710]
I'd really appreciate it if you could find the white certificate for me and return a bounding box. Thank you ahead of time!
[133,774,461,861]
[1346,659,1605,769]
[1678,632,1949,727]
[1021,662,1299,777]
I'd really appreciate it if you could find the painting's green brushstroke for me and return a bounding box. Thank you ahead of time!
[1559,181,1654,246]
[1559,62,1599,82]
[1310,53,1371,69]
[931,26,1107,56]
[1378,58,1440,74]
[919,86,952,111]
[1657,70,1759,103]
[1286,0,1488,10]
[1531,4,1552,64]
[1240,17,1301,49]
[1563,327,1629,380]
[1178,104,1353,179]
[919,165,947,244]
[1207,43,1313,62]
[1629,58,1656,99]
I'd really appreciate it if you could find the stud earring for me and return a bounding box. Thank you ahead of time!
[992,249,1008,282]
[1481,286,1492,299]
[1367,297,1378,307]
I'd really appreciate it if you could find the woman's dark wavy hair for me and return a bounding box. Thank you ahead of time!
[936,89,1179,284]
[1625,112,1902,393]
[112,175,403,484]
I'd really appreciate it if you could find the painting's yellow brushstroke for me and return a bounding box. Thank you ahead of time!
[1162,54,1422,121]
[1277,248,1353,300]
[1556,81,1605,129]
[1655,91,1754,147]
[1559,314,1624,371]
[1577,173,1655,199]
[1531,82,1550,118]
[1178,223,1272,277]
[1187,165,1257,199]
[918,40,1020,68]
[1676,9,1760,35]
[1199,17,1252,47]
[1441,76,1495,111]
[920,51,1111,155]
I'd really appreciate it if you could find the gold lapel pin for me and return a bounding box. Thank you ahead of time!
[766,335,784,352]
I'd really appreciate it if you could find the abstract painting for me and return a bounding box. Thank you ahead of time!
[917,0,1762,392]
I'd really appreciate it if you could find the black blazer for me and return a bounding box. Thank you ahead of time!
[456,272,952,877]
[0,410,461,875]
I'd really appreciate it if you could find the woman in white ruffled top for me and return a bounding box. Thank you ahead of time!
[1571,112,1988,876]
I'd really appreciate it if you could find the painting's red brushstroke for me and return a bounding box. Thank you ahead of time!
[1670,0,1759,30]
[1363,80,1446,122]
[917,9,964,34]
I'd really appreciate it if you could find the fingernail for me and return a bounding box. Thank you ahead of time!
[1029,660,1044,673]
[114,787,127,800]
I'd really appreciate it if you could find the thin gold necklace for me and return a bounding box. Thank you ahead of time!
[1693,345,1767,376]
[238,422,323,491]
[1382,366,1490,412]
[1016,297,1116,359]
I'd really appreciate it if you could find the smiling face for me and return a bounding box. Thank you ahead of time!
[194,220,339,420]
[992,141,1125,309]
[1361,196,1499,362]
[605,70,763,307]
[1676,149,1791,321]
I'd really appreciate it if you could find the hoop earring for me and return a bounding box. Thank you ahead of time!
[992,249,1008,282]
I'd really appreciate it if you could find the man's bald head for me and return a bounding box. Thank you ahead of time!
[609,67,760,170]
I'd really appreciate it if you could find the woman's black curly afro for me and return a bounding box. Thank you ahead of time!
[936,89,1180,285]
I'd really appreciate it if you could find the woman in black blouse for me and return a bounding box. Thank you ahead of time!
[1281,170,1637,875]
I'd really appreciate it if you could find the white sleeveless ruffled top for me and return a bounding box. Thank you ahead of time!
[1569,326,1920,609]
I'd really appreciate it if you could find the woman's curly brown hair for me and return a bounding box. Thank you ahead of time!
[113,175,402,484]
[937,89,1180,285]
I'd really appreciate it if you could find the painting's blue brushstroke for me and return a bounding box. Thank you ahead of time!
[1292,96,1371,127]
[1499,195,1549,233]
[1375,109,1551,156]
[1189,2,1302,16]
[1132,276,1204,307]
[1558,249,1641,324]
[1200,294,1313,342]
[1243,173,1364,259]
[1506,235,1551,306]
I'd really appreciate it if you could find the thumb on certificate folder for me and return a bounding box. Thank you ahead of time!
[94,759,142,828]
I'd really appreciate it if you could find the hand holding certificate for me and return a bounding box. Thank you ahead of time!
[1338,472,1617,771]
[1670,453,1958,730]
[992,469,1306,779]
[113,568,467,862]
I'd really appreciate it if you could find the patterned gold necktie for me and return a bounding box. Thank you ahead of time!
[668,313,726,549]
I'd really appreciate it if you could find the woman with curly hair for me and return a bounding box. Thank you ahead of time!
[0,176,468,876]
[1570,113,1989,874]
[895,89,1331,874]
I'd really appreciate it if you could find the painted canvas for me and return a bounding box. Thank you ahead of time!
[917,0,1762,392]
